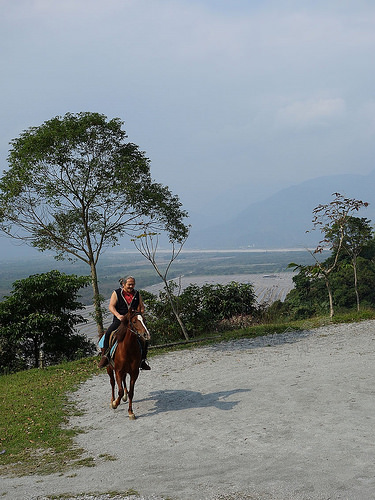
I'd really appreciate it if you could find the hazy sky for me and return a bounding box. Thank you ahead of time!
[1,0,375,223]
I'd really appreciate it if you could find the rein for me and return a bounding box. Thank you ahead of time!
[128,312,147,340]
[127,312,144,359]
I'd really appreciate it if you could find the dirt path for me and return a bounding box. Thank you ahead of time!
[1,320,375,500]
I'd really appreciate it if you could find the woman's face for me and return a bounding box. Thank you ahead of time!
[123,279,135,293]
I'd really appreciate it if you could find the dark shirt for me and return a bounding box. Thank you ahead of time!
[113,288,140,318]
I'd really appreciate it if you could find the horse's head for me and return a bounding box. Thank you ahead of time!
[116,309,150,342]
[130,310,150,340]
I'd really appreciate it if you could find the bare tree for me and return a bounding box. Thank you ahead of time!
[132,229,190,340]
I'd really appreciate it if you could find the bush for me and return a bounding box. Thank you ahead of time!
[0,270,96,373]
[141,281,258,343]
[284,239,375,319]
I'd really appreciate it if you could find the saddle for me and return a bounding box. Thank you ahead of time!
[106,327,145,366]
[108,329,118,350]
[98,328,120,363]
[107,327,120,363]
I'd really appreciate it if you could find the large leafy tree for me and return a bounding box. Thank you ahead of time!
[0,112,189,333]
[0,270,94,373]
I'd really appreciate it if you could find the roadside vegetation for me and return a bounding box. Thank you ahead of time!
[0,271,96,374]
[0,356,100,476]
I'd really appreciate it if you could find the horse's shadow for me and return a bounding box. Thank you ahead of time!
[137,388,251,418]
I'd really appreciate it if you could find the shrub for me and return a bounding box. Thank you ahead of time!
[0,270,96,373]
[141,281,258,343]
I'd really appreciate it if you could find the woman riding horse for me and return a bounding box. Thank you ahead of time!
[98,276,151,370]
[107,308,149,419]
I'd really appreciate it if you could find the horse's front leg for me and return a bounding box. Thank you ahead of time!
[111,370,125,409]
[127,370,139,419]
[107,367,116,408]
[122,374,128,403]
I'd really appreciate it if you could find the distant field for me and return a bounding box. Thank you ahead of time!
[0,249,313,342]
[145,272,294,303]
[79,272,295,342]
[0,248,316,304]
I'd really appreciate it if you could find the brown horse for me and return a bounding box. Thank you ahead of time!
[106,309,149,419]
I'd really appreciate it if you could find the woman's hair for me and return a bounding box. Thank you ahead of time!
[119,276,135,286]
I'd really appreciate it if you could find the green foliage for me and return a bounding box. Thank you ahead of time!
[287,194,373,320]
[201,281,257,319]
[0,270,95,373]
[284,236,375,319]
[0,111,188,252]
[142,281,258,343]
[306,194,371,317]
[311,193,369,252]
[326,216,373,256]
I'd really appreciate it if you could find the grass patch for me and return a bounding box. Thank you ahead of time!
[0,356,100,476]
[1,309,374,477]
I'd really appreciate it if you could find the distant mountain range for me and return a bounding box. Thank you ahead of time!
[186,171,375,250]
[1,171,374,258]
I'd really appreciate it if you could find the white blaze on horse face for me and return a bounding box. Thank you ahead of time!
[135,313,151,340]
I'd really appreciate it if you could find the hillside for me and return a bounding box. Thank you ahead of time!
[186,170,375,249]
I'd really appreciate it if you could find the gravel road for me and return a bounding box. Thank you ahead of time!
[1,320,375,500]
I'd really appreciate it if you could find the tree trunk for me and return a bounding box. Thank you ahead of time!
[90,260,104,336]
[353,257,360,312]
[165,284,189,340]
[324,276,334,318]
[33,338,40,369]
[38,346,45,369]
[328,288,334,318]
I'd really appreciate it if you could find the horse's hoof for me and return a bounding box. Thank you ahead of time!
[128,413,136,420]
[122,395,128,402]
[111,401,118,409]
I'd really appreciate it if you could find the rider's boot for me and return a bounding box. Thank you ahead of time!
[140,341,151,370]
[141,359,151,370]
[98,347,110,368]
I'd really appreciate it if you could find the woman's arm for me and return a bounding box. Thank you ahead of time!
[109,290,124,320]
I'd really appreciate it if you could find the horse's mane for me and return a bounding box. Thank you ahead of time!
[116,316,130,343]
